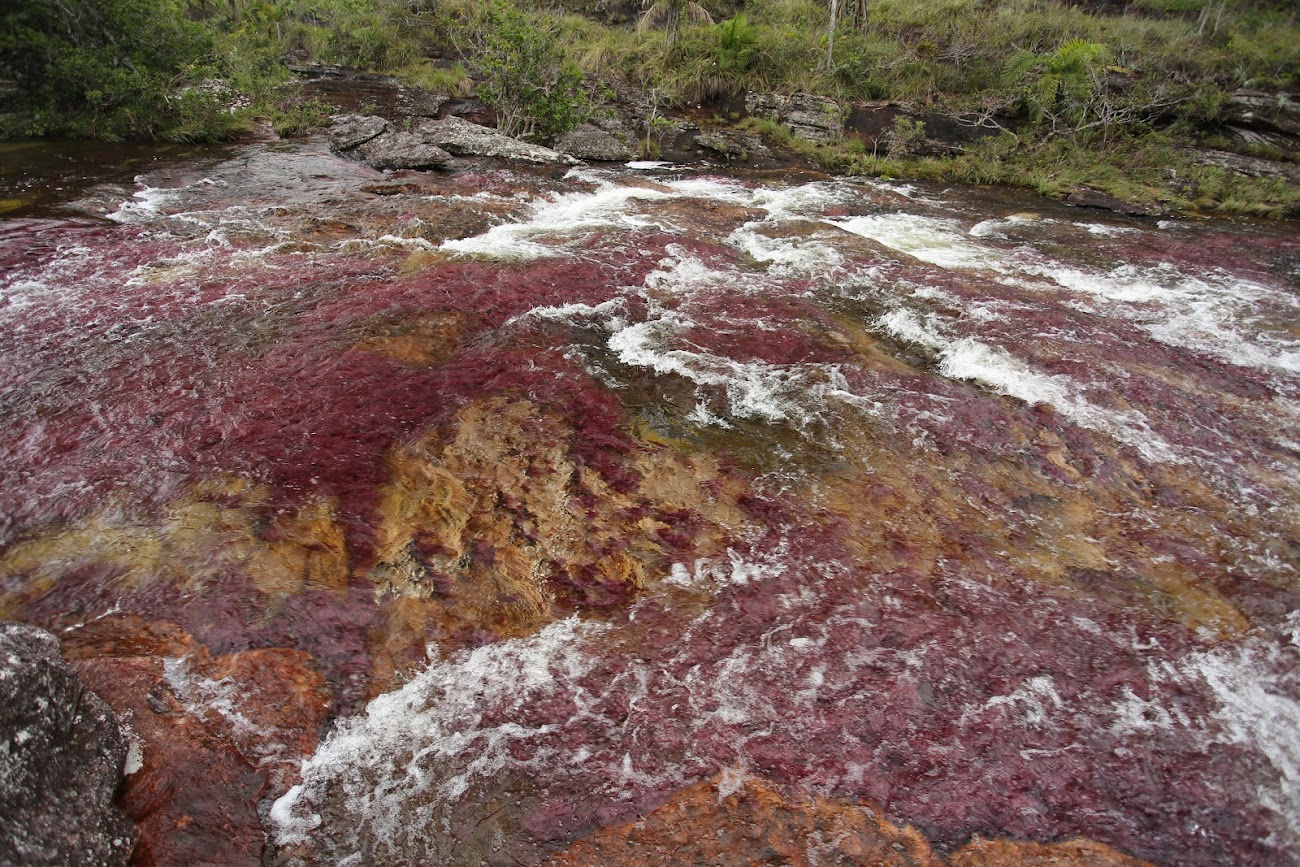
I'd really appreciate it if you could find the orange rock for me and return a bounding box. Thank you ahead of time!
[70,636,331,866]
[948,837,1151,866]
[548,774,939,867]
[366,396,752,680]
[548,774,1152,867]
[74,656,267,867]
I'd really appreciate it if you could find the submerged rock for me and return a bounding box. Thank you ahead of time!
[70,627,332,867]
[556,122,635,162]
[417,116,578,164]
[0,622,135,866]
[550,774,1152,866]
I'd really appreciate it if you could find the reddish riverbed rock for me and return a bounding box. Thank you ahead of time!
[70,637,330,866]
[548,774,1151,867]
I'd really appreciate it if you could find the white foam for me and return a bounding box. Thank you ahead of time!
[1023,262,1300,375]
[727,224,844,278]
[968,214,1042,239]
[961,675,1064,728]
[831,213,1008,271]
[1177,642,1300,850]
[664,545,789,591]
[269,615,607,851]
[875,308,1180,463]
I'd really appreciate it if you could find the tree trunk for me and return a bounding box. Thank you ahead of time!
[825,0,838,71]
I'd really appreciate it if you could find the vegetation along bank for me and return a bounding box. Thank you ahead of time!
[1,0,1297,216]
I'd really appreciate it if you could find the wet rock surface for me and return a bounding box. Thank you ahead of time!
[67,621,330,867]
[0,623,135,866]
[549,774,1151,866]
[2,140,1298,865]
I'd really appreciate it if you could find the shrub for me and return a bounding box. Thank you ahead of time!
[462,3,592,140]
[1,0,226,139]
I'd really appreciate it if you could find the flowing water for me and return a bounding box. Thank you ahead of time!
[1,138,1298,865]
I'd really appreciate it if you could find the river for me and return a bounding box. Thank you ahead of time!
[1,137,1298,865]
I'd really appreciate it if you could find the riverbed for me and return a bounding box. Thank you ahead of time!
[2,137,1298,865]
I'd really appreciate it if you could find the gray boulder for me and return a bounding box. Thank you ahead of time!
[1,623,135,866]
[1181,148,1299,180]
[694,129,769,161]
[1222,90,1300,138]
[417,116,578,164]
[556,123,635,162]
[327,115,452,171]
[355,130,453,171]
[327,114,390,152]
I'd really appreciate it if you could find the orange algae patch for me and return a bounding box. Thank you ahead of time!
[366,395,753,677]
[548,773,1151,867]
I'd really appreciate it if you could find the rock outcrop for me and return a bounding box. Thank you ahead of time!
[416,115,578,164]
[746,91,845,143]
[0,623,135,866]
[1182,147,1299,180]
[694,129,769,161]
[327,114,451,171]
[556,122,635,162]
[355,129,454,172]
[327,113,388,152]
[1064,186,1153,215]
[1222,89,1300,138]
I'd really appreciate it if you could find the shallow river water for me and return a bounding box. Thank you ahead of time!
[2,138,1298,865]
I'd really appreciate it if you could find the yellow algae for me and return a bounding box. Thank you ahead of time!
[352,311,467,367]
[0,476,350,616]
[367,396,753,646]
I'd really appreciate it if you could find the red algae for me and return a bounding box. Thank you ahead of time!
[3,154,1299,867]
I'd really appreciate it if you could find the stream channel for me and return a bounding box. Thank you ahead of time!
[2,135,1299,865]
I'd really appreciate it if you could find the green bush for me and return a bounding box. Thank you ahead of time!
[1,0,230,139]
[462,3,592,140]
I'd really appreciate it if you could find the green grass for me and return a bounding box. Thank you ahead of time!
[2,0,1295,215]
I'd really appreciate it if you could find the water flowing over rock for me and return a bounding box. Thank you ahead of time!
[2,137,1299,865]
[0,623,135,866]
[550,774,1151,866]
[65,620,331,866]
